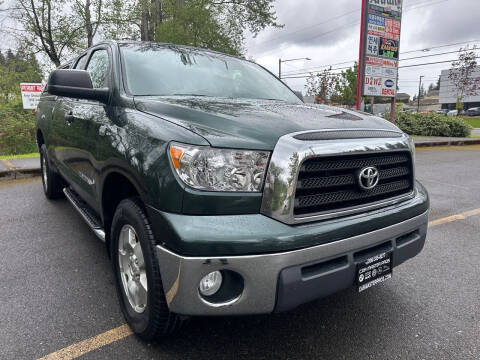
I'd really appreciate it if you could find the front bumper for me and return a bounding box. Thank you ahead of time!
[155,209,428,316]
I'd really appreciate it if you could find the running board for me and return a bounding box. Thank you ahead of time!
[63,187,106,242]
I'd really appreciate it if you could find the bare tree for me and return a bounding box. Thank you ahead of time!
[449,46,480,112]
[7,0,84,66]
[305,68,336,104]
[73,0,103,47]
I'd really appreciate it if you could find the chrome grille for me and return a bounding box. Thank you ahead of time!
[294,152,414,216]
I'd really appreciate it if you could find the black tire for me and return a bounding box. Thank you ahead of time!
[111,198,187,340]
[40,144,64,199]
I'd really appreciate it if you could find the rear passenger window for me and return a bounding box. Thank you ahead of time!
[86,49,109,88]
[75,54,88,70]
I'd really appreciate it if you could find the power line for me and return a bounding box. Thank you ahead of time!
[401,39,480,55]
[399,57,480,69]
[252,0,449,58]
[282,42,479,76]
[265,9,360,44]
[281,57,480,80]
[281,46,479,77]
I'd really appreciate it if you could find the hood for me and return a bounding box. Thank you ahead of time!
[134,96,401,150]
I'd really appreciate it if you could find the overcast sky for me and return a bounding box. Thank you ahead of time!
[245,0,480,98]
[2,0,479,98]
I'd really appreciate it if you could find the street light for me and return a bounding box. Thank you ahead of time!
[278,57,311,79]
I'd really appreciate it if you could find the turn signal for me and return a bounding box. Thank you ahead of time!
[169,146,183,169]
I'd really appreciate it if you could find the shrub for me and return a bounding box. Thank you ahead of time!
[0,100,37,155]
[385,112,472,138]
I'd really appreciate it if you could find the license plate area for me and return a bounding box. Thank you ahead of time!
[356,252,392,292]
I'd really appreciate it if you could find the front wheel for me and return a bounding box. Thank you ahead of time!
[111,198,186,340]
[40,144,64,199]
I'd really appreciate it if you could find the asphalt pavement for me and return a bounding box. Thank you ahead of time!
[0,146,479,360]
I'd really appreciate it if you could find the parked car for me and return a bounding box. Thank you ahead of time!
[435,109,448,115]
[36,41,429,340]
[447,109,458,117]
[466,107,480,116]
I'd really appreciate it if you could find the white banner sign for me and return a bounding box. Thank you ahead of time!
[20,83,44,110]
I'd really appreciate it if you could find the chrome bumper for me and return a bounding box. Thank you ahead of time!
[156,210,429,316]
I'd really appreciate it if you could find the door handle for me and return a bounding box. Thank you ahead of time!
[65,111,75,124]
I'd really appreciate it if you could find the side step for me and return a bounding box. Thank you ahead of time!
[63,187,106,242]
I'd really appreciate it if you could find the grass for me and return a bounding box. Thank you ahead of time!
[461,117,480,128]
[0,152,39,160]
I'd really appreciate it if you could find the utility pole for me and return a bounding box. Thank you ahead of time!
[417,75,424,112]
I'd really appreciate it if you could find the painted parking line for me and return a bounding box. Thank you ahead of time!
[428,208,480,228]
[37,325,133,360]
[36,207,480,360]
[1,159,16,169]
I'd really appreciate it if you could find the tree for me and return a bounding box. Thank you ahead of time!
[5,0,280,67]
[73,0,103,47]
[102,0,140,41]
[435,76,441,90]
[7,0,85,66]
[419,84,426,98]
[449,46,479,112]
[427,83,434,95]
[103,0,281,55]
[305,68,336,104]
[331,63,358,106]
[0,50,43,102]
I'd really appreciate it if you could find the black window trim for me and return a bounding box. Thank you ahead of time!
[74,52,89,70]
[85,46,112,89]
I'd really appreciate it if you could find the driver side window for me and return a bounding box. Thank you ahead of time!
[86,49,110,88]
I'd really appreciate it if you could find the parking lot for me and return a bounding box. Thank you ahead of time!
[1,145,479,360]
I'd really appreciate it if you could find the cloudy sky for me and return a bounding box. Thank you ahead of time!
[245,0,480,98]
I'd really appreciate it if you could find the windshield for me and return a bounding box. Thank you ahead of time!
[120,44,301,103]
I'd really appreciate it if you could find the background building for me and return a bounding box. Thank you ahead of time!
[439,66,480,110]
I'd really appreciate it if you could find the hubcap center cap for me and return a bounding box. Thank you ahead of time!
[129,255,140,278]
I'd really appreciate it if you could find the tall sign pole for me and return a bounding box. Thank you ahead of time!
[356,0,404,123]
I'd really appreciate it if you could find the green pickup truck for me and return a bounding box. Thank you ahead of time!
[36,41,429,340]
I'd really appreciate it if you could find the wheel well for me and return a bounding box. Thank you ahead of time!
[102,172,139,252]
[37,130,45,149]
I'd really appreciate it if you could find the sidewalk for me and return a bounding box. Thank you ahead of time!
[0,157,41,180]
[413,135,480,147]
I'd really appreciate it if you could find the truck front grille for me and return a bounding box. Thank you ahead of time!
[294,152,414,216]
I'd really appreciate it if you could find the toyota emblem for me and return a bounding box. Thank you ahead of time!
[358,166,379,191]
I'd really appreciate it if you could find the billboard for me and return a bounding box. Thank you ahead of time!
[20,83,44,110]
[358,0,403,98]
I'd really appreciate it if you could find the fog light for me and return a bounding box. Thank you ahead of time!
[199,271,223,296]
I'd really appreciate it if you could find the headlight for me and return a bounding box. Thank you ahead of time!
[168,142,270,192]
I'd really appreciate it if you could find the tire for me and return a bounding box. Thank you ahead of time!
[40,144,64,199]
[111,198,187,340]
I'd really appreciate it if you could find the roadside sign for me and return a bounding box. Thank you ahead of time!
[20,83,44,110]
[357,0,403,100]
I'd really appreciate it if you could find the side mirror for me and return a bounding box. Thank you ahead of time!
[47,69,109,103]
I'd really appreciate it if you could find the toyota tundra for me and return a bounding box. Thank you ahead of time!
[35,41,429,340]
